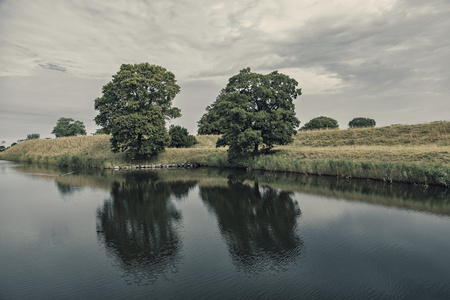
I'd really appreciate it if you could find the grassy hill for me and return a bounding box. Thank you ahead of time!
[1,121,449,186]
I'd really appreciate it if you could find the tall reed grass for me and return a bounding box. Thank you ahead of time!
[248,156,449,187]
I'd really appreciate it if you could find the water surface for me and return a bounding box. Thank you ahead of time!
[1,160,449,299]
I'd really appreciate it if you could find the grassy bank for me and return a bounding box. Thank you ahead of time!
[1,121,449,186]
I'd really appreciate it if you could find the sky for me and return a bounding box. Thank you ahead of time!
[1,0,449,146]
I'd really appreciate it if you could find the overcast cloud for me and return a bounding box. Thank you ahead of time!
[1,0,449,145]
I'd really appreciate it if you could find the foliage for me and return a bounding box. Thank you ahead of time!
[94,63,181,159]
[51,117,87,137]
[27,133,40,140]
[169,125,198,148]
[2,122,449,186]
[0,145,5,152]
[348,117,376,128]
[197,94,227,135]
[208,68,300,162]
[94,128,108,135]
[110,111,170,160]
[301,116,339,130]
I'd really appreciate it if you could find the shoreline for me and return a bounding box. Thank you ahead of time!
[1,122,449,187]
[1,156,448,187]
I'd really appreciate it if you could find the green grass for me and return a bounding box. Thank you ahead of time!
[1,121,449,186]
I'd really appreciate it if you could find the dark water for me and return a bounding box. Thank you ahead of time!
[1,160,450,299]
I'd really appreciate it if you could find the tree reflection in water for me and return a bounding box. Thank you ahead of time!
[96,172,197,284]
[200,173,303,273]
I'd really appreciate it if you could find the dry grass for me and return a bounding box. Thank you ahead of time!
[294,121,450,147]
[273,145,450,165]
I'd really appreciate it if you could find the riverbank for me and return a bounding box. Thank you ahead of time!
[1,121,449,186]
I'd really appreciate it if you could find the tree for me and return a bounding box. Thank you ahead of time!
[197,94,227,135]
[110,111,170,159]
[301,116,339,130]
[51,118,87,137]
[94,63,181,159]
[169,125,198,148]
[348,117,376,128]
[0,145,5,152]
[27,133,40,140]
[205,68,300,162]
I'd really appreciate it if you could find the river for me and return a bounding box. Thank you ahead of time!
[1,160,449,299]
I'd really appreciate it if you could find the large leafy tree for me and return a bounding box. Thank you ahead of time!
[51,117,87,137]
[301,116,339,130]
[206,68,301,161]
[94,63,181,159]
[348,117,376,128]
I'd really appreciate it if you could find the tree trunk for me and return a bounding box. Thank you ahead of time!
[253,143,259,155]
[137,134,142,156]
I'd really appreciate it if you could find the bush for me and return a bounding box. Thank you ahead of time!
[348,117,376,128]
[301,116,339,130]
[27,133,40,140]
[169,125,198,148]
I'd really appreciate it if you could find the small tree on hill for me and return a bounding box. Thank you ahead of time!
[169,125,198,148]
[52,117,87,137]
[348,117,376,128]
[27,133,40,140]
[301,116,338,130]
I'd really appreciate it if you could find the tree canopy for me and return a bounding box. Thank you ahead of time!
[202,68,301,162]
[197,94,226,135]
[94,63,181,159]
[348,117,376,128]
[301,116,339,131]
[51,117,87,137]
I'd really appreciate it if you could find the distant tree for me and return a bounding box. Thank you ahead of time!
[26,133,40,140]
[206,68,301,162]
[94,63,181,159]
[51,117,87,137]
[169,125,198,148]
[301,116,339,130]
[348,117,376,128]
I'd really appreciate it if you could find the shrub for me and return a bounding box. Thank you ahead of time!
[169,125,198,148]
[301,116,339,130]
[348,117,376,128]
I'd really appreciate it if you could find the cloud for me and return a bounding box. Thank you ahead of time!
[0,0,449,144]
[39,63,66,72]
[272,0,450,96]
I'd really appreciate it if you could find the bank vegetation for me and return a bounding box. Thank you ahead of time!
[1,121,449,186]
